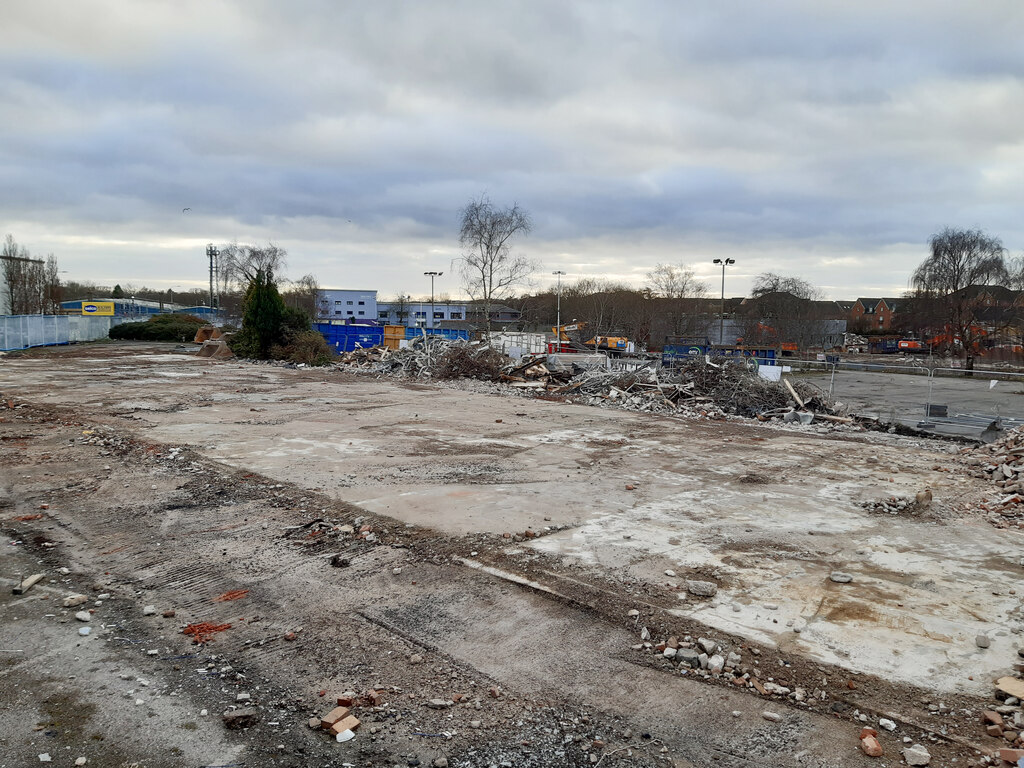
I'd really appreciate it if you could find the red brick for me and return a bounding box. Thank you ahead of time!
[320,706,351,729]
[860,735,883,757]
[328,715,360,736]
[859,727,878,739]
[998,748,1024,762]
[984,710,1006,727]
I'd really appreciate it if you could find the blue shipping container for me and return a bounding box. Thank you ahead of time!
[314,323,384,352]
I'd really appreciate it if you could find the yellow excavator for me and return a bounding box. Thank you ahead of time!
[551,322,631,355]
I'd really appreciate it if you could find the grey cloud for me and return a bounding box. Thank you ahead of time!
[1,0,1022,298]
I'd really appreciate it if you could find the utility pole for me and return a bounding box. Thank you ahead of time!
[712,258,735,346]
[424,271,442,331]
[206,243,219,313]
[553,270,566,351]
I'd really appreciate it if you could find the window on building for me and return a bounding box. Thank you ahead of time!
[347,311,354,315]
[378,311,389,319]
[346,300,354,305]
[335,310,342,315]
[335,301,342,306]
[414,311,426,318]
[433,311,444,319]
[357,311,364,316]
[450,312,462,320]
[358,301,365,306]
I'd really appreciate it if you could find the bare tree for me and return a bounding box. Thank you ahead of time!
[646,262,709,338]
[43,254,62,313]
[911,227,1008,371]
[282,273,319,318]
[2,234,50,314]
[390,293,412,324]
[458,195,535,333]
[219,242,288,289]
[751,272,822,300]
[741,272,828,352]
[646,263,706,299]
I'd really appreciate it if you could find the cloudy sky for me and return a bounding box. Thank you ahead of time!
[3,1,1023,300]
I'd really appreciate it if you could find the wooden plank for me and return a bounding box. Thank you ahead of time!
[13,573,44,595]
[783,378,806,409]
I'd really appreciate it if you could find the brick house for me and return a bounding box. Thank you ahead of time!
[851,298,901,331]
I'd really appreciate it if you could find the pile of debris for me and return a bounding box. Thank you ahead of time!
[962,429,1024,527]
[977,676,1024,764]
[336,337,510,380]
[332,338,848,424]
[504,357,847,422]
[336,346,392,367]
[309,689,386,743]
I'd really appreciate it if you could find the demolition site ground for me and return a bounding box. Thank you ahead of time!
[3,342,1024,767]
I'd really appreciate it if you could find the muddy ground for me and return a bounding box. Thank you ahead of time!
[1,341,1022,767]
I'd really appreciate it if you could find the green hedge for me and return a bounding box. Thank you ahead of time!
[109,314,208,342]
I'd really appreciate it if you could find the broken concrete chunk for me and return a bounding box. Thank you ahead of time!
[829,571,853,584]
[686,580,717,597]
[997,677,1024,699]
[976,634,991,649]
[222,707,258,730]
[697,637,717,654]
[63,594,88,608]
[142,605,156,616]
[675,648,701,668]
[74,611,90,622]
[762,711,781,722]
[902,744,930,766]
[427,698,453,709]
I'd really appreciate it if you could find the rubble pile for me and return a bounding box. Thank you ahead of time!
[332,338,848,423]
[976,677,1024,763]
[513,358,846,421]
[963,430,1024,527]
[633,628,830,704]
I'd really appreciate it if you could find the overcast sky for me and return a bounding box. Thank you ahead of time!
[3,1,1023,300]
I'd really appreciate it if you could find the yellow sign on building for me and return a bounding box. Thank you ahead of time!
[81,301,115,316]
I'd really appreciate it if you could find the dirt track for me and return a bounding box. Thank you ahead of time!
[2,341,1021,767]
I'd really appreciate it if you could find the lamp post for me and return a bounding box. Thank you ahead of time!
[712,258,735,345]
[424,271,442,330]
[552,270,566,351]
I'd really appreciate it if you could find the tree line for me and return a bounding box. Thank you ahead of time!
[1,235,61,314]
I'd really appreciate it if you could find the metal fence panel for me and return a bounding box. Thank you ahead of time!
[0,314,128,351]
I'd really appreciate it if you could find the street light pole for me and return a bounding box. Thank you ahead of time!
[424,271,442,330]
[712,258,735,345]
[553,270,566,350]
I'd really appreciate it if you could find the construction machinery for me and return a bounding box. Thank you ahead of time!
[550,322,633,356]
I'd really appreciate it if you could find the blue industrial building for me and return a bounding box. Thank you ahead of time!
[60,299,219,317]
